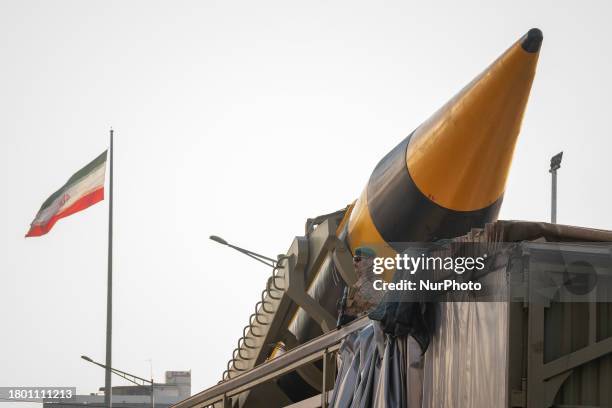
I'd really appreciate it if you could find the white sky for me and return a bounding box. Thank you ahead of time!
[1,0,612,403]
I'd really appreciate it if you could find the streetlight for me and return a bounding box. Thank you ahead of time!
[209,235,280,268]
[549,152,563,224]
[81,355,155,408]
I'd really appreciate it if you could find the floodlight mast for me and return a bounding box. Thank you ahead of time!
[209,235,279,268]
[549,152,563,224]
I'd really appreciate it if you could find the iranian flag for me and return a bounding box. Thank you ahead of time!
[26,151,108,237]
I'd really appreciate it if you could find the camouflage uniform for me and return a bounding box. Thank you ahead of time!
[344,255,384,315]
[337,248,384,325]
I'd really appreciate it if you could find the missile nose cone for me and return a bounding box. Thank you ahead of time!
[405,31,542,213]
[347,30,543,252]
[521,28,543,53]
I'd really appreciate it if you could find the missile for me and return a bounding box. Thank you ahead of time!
[346,28,543,263]
[235,29,543,406]
[288,28,543,342]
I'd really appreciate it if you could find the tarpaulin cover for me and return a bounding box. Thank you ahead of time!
[421,302,508,407]
[331,302,508,407]
[330,322,425,408]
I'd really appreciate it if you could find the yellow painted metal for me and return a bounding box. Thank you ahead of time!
[346,189,397,281]
[406,37,540,211]
[345,32,541,283]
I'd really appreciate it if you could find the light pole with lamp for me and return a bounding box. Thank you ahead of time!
[209,235,281,268]
[81,355,155,408]
[550,152,563,224]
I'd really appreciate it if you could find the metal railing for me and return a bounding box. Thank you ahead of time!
[172,317,370,408]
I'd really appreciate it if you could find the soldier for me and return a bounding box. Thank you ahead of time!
[336,246,384,327]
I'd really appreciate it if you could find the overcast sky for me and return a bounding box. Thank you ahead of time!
[1,0,611,403]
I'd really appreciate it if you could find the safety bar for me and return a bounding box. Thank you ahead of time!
[172,317,370,408]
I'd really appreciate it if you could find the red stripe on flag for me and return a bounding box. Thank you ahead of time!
[25,187,105,237]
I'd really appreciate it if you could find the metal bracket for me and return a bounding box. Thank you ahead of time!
[284,236,336,332]
[331,237,357,287]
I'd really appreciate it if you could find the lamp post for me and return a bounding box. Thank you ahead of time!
[549,152,563,224]
[81,356,155,408]
[209,235,279,268]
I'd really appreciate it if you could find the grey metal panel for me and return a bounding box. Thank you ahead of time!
[288,223,350,344]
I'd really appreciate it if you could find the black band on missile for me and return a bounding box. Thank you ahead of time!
[366,132,502,249]
[521,28,543,53]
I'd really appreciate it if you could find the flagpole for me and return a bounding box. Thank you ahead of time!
[104,128,114,408]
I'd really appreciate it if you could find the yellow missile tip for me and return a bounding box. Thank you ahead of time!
[405,29,543,211]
